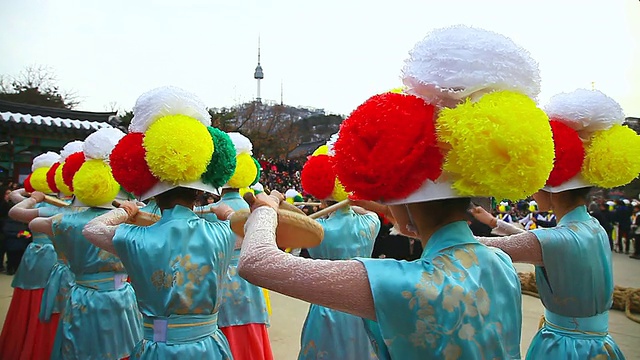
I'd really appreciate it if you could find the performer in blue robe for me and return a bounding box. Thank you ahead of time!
[300,206,380,360]
[83,86,246,359]
[298,142,381,359]
[471,88,632,359]
[238,25,554,359]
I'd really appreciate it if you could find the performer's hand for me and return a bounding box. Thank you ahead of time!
[469,206,497,228]
[9,188,29,203]
[350,199,395,223]
[119,201,140,220]
[245,190,283,212]
[30,191,46,203]
[210,203,234,220]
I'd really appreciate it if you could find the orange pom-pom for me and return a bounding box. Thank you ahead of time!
[110,133,158,196]
[546,120,585,187]
[46,163,61,193]
[301,155,336,200]
[24,174,34,193]
[333,93,442,201]
[62,152,85,191]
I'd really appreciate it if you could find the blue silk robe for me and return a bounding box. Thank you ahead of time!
[528,206,625,359]
[358,221,522,359]
[215,192,270,328]
[299,208,380,360]
[12,203,60,290]
[10,202,75,323]
[51,208,142,359]
[113,205,236,359]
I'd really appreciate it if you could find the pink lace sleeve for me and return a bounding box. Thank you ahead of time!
[494,219,526,235]
[8,197,40,224]
[477,231,543,266]
[238,207,377,320]
[82,208,130,255]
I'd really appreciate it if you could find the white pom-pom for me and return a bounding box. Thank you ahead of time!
[227,132,253,155]
[83,128,126,161]
[60,141,84,160]
[251,182,264,192]
[129,86,211,133]
[32,152,60,171]
[545,89,625,134]
[326,132,340,156]
[402,25,541,105]
[285,189,299,199]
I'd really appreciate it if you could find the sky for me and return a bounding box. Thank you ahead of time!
[1,0,638,117]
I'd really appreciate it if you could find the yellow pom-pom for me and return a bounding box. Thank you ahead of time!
[583,125,640,188]
[239,187,255,197]
[286,197,294,204]
[331,179,349,202]
[312,145,329,156]
[437,91,555,199]
[388,87,406,94]
[144,115,214,183]
[72,160,120,207]
[55,163,73,195]
[30,167,53,194]
[228,153,258,188]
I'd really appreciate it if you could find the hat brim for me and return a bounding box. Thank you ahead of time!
[71,189,135,209]
[542,174,592,194]
[382,178,467,205]
[140,180,220,201]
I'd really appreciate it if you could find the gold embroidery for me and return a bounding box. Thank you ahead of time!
[458,323,475,340]
[443,342,462,360]
[151,270,173,290]
[166,254,214,314]
[400,246,499,354]
[453,248,479,269]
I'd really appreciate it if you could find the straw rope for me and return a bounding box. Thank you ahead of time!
[519,272,640,324]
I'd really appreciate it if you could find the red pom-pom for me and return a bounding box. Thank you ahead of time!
[62,152,85,191]
[546,120,585,187]
[301,155,337,199]
[46,163,61,193]
[333,93,443,201]
[110,133,158,196]
[24,174,35,193]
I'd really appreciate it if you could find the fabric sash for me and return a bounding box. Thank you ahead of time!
[75,272,128,291]
[541,309,609,337]
[142,313,219,344]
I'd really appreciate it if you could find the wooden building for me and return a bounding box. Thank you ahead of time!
[0,100,116,183]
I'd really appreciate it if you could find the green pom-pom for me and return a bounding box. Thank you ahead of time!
[202,127,237,187]
[251,157,261,186]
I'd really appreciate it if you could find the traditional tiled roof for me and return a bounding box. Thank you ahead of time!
[0,100,116,122]
[1,111,112,131]
[288,140,326,158]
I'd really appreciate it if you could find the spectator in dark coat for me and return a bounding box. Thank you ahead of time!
[591,202,614,250]
[0,187,12,271]
[614,200,633,254]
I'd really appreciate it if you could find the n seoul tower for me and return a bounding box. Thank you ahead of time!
[254,37,264,103]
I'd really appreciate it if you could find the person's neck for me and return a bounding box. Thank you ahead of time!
[221,188,239,196]
[160,200,194,212]
[417,214,466,249]
[552,201,584,222]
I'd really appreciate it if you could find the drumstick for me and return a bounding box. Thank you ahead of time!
[112,200,161,226]
[294,202,321,206]
[309,199,351,219]
[194,208,212,215]
[43,195,70,208]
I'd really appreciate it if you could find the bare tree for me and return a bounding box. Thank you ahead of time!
[0,65,80,109]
